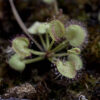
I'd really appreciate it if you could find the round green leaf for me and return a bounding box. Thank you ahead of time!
[56,60,76,79]
[68,54,83,70]
[48,20,65,41]
[8,54,25,71]
[65,24,86,47]
[38,23,50,34]
[28,22,49,34]
[67,48,81,55]
[12,37,31,58]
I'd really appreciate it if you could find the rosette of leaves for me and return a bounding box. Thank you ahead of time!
[8,0,87,80]
[8,19,86,79]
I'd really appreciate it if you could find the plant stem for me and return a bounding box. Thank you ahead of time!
[51,40,68,52]
[9,0,43,51]
[39,35,47,50]
[54,0,59,15]
[24,56,44,64]
[48,40,54,50]
[54,45,66,53]
[29,49,45,56]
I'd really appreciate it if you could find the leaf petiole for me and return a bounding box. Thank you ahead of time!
[24,56,44,64]
[51,40,68,52]
[29,49,45,56]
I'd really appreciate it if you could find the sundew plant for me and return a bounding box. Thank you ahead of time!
[8,0,87,79]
